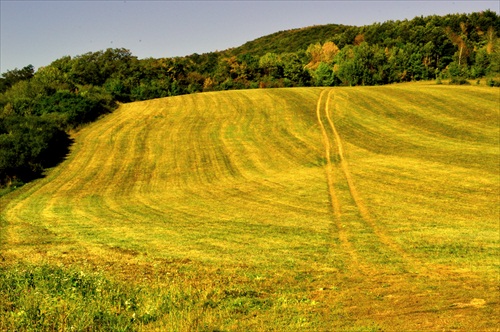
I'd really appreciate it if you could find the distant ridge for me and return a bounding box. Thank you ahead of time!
[223,24,349,56]
[222,11,500,56]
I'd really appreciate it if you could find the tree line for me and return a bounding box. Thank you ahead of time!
[0,11,499,188]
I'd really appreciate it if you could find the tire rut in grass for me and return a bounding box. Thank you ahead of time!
[316,89,362,272]
[318,89,425,274]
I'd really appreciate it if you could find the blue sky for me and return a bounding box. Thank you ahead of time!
[1,1,499,72]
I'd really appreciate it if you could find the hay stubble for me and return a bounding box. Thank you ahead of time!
[1,85,498,330]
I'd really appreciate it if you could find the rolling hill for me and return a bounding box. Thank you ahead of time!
[1,84,499,330]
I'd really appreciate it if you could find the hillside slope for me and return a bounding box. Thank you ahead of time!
[223,23,351,56]
[1,85,499,330]
[223,11,499,56]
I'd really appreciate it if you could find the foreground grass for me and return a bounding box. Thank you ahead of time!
[1,84,498,330]
[0,264,148,331]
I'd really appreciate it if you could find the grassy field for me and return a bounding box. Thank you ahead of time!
[1,83,498,331]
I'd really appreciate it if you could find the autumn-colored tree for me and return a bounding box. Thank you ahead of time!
[305,43,322,70]
[305,41,339,70]
[203,77,215,91]
[446,23,470,66]
[486,26,496,54]
[353,34,365,46]
[321,42,340,63]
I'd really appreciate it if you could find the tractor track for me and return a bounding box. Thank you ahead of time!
[317,88,422,273]
[316,89,362,271]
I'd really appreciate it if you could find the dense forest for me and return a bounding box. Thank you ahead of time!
[1,11,499,188]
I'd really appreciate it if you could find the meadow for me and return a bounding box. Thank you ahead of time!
[0,83,498,331]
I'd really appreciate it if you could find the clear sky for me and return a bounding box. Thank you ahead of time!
[1,0,499,72]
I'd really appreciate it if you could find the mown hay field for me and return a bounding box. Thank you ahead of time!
[1,84,498,331]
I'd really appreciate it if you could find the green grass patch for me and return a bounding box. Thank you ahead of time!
[0,264,161,331]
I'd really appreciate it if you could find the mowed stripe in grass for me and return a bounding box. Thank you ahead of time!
[1,84,498,331]
[331,84,499,270]
[2,88,333,267]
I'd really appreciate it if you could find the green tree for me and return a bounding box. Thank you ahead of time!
[0,116,70,185]
[0,65,34,93]
[313,62,335,86]
[470,49,490,78]
[259,53,283,79]
[335,46,359,86]
[281,53,311,86]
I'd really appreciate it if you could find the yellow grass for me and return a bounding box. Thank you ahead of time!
[1,84,499,330]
